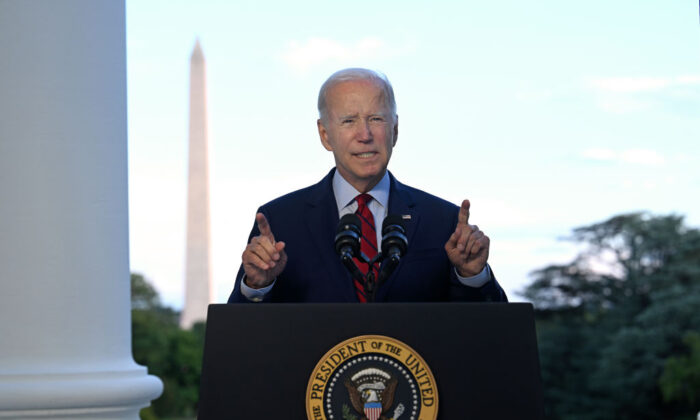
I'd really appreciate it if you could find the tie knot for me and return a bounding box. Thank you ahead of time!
[355,194,373,207]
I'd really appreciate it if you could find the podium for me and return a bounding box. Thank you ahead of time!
[198,303,544,419]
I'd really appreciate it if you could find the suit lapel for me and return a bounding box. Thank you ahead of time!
[375,172,418,301]
[305,169,357,301]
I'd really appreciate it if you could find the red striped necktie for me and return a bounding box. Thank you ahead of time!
[353,193,378,302]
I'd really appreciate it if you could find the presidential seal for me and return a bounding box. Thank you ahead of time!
[306,335,438,420]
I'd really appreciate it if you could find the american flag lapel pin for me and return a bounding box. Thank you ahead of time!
[402,215,411,220]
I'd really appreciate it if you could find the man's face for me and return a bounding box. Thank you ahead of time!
[318,79,398,193]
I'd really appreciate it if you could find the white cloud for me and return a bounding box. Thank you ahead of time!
[582,148,616,161]
[589,75,700,93]
[619,149,666,166]
[515,87,554,103]
[590,76,670,93]
[597,97,651,114]
[587,75,700,114]
[676,75,700,84]
[280,37,401,73]
[582,148,666,166]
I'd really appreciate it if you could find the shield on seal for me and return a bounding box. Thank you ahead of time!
[364,402,382,420]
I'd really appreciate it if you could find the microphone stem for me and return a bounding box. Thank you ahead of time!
[365,269,376,302]
[340,253,364,283]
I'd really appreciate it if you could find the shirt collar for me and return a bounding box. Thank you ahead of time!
[332,169,390,212]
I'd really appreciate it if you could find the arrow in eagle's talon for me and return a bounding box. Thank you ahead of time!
[392,403,405,419]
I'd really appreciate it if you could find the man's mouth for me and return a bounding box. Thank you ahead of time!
[354,152,377,158]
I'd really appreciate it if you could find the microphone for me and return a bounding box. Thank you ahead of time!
[381,214,408,259]
[377,215,408,285]
[335,214,364,281]
[335,214,361,257]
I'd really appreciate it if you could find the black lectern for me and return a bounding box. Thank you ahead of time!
[198,303,544,419]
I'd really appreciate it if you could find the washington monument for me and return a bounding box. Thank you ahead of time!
[181,39,212,329]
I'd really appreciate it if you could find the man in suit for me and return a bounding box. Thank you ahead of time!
[228,68,506,303]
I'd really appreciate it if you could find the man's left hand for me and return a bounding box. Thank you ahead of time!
[445,199,490,277]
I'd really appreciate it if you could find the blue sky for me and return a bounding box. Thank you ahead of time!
[127,0,700,308]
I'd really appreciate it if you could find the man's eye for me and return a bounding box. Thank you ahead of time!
[370,116,384,122]
[342,119,354,124]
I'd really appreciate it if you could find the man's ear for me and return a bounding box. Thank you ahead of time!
[392,115,399,146]
[318,119,333,151]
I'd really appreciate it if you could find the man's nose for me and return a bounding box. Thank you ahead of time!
[356,120,372,141]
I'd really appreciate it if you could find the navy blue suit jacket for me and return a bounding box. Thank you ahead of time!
[228,169,507,303]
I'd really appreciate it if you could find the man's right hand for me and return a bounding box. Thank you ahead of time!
[241,212,287,289]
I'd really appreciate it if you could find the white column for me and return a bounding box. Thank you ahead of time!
[0,1,163,419]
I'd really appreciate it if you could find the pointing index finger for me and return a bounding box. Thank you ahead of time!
[458,199,471,225]
[255,212,275,241]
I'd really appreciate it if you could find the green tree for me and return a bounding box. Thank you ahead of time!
[659,331,700,408]
[522,213,700,419]
[131,273,205,419]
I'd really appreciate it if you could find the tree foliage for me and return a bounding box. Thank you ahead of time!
[522,213,700,419]
[660,332,700,408]
[131,273,205,419]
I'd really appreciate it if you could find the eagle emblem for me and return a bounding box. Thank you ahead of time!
[344,368,403,420]
[305,335,438,420]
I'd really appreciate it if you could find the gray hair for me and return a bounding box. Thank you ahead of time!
[317,68,397,123]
